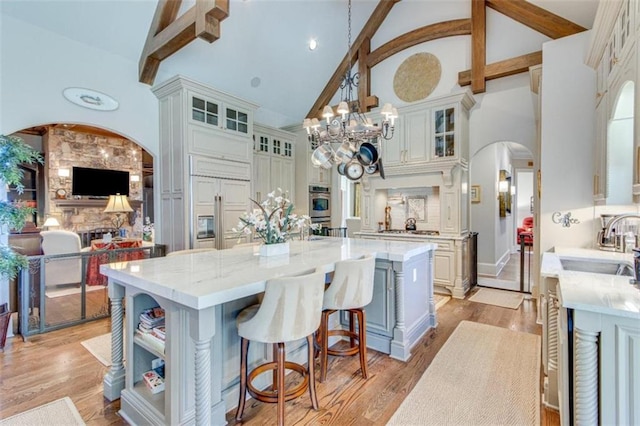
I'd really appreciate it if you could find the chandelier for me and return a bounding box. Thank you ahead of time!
[302,0,397,181]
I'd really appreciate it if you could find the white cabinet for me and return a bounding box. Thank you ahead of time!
[381,91,475,175]
[152,76,257,251]
[253,124,296,204]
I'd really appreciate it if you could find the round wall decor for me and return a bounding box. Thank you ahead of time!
[393,53,441,102]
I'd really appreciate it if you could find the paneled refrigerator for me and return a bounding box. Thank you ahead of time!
[190,175,251,249]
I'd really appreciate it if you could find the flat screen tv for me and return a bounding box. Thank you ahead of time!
[72,167,130,197]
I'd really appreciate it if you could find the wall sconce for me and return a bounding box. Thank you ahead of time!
[130,174,140,190]
[58,168,70,185]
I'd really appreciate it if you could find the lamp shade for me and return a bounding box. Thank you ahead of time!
[104,193,133,213]
[43,217,60,228]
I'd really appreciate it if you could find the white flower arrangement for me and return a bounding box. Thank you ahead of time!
[233,188,316,245]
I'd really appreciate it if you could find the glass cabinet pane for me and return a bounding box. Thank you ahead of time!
[446,108,455,132]
[435,136,444,157]
[273,139,281,155]
[445,134,455,156]
[435,110,444,134]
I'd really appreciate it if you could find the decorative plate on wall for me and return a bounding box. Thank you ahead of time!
[393,53,441,102]
[62,87,119,111]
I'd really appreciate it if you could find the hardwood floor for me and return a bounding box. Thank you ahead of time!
[0,294,559,425]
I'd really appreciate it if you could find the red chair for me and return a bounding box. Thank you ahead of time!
[517,216,534,245]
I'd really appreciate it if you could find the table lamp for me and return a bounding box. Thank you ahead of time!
[42,216,60,230]
[104,193,133,236]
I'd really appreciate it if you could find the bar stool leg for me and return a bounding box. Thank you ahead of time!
[349,311,356,347]
[276,342,286,426]
[357,309,368,379]
[235,337,249,421]
[306,334,319,410]
[320,310,330,383]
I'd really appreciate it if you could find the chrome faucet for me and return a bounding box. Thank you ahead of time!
[603,214,640,238]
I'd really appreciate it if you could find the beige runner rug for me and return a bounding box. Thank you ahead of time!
[468,287,524,309]
[0,397,85,425]
[81,332,124,367]
[387,321,540,426]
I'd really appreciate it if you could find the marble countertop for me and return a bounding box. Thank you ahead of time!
[354,231,467,240]
[541,247,640,319]
[101,238,436,310]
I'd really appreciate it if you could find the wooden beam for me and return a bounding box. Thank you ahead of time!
[458,51,542,86]
[196,0,228,42]
[139,0,182,85]
[306,0,400,119]
[139,0,229,85]
[358,38,378,112]
[367,19,471,67]
[471,0,486,93]
[486,0,586,39]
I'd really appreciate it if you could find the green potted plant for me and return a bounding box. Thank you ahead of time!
[0,134,43,278]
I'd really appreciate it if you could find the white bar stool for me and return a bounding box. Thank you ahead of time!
[318,255,375,383]
[235,269,325,425]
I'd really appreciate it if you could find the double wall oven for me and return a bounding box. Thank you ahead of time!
[309,185,331,227]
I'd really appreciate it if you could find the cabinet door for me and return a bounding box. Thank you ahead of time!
[404,111,429,164]
[441,189,459,233]
[270,156,284,194]
[380,116,404,166]
[433,106,456,160]
[253,154,271,201]
[433,249,454,289]
[280,158,295,204]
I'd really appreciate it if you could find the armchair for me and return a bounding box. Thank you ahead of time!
[517,217,534,245]
[40,230,89,287]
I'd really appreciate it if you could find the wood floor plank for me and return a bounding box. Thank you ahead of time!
[0,287,558,425]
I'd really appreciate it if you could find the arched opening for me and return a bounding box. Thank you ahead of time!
[606,80,634,205]
[9,123,154,235]
[469,141,534,293]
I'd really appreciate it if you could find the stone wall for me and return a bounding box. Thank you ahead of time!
[45,128,144,236]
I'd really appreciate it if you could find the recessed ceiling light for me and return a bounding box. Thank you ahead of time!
[250,77,261,88]
[62,87,119,111]
[309,38,318,51]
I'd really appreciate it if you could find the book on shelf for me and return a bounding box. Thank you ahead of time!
[135,329,165,354]
[151,326,165,341]
[142,369,165,394]
[139,306,165,328]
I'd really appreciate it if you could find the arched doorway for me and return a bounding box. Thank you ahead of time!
[469,141,534,293]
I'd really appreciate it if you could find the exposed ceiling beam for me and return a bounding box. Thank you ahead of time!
[486,0,586,39]
[306,0,400,119]
[367,19,471,67]
[458,51,543,86]
[471,0,486,93]
[139,0,229,85]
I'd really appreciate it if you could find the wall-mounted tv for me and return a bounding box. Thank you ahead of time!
[72,167,130,198]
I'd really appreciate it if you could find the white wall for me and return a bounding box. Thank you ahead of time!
[0,15,161,157]
[540,31,596,252]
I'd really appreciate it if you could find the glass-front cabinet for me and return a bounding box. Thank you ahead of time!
[433,107,456,159]
[7,164,42,227]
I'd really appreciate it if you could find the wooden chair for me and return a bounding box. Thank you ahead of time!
[318,255,375,383]
[321,227,347,237]
[235,269,325,426]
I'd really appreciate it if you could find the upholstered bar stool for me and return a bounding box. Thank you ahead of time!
[318,255,375,382]
[235,269,325,426]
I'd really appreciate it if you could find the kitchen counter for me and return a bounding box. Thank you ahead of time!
[100,238,437,425]
[541,248,640,318]
[540,247,640,425]
[354,231,471,298]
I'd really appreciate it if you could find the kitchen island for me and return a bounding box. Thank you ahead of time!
[100,237,436,426]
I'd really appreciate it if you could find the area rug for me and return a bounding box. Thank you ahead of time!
[478,276,520,292]
[434,294,450,310]
[81,332,124,367]
[0,397,85,425]
[387,321,540,425]
[468,287,524,309]
[45,284,106,299]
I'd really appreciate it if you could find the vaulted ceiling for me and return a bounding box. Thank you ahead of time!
[1,0,599,127]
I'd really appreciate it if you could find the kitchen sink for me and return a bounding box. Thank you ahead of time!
[559,258,634,277]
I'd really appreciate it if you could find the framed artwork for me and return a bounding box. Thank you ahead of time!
[470,185,481,203]
[406,196,427,221]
